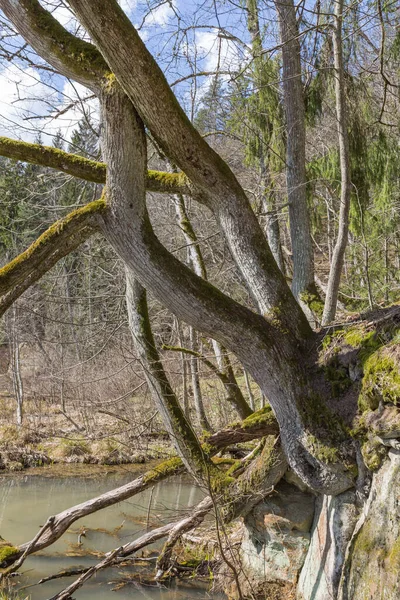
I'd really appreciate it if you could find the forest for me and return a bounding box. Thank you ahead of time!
[0,0,398,599]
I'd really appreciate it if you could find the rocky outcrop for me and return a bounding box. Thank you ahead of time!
[338,449,400,600]
[234,448,400,600]
[236,481,315,597]
[297,491,358,600]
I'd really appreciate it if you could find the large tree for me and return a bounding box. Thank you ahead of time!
[0,0,355,495]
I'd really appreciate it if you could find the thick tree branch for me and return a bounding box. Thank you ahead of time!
[0,137,191,194]
[0,199,104,316]
[126,273,217,481]
[0,0,109,89]
[66,0,312,341]
[99,87,353,495]
[222,437,287,523]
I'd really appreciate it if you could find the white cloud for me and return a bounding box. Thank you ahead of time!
[118,0,137,15]
[0,63,99,145]
[194,30,244,73]
[144,0,177,27]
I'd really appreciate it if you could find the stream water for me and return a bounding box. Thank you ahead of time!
[0,466,225,600]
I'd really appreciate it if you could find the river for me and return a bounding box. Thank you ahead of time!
[0,466,225,599]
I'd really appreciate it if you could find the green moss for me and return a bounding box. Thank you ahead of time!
[324,357,352,397]
[226,459,242,477]
[0,137,106,183]
[354,521,376,555]
[306,434,339,463]
[142,457,183,484]
[387,536,400,571]
[0,198,105,285]
[147,169,189,193]
[300,289,324,318]
[345,328,382,364]
[264,305,289,333]
[361,436,388,471]
[359,347,400,411]
[300,393,346,440]
[24,0,109,82]
[0,544,19,566]
[240,405,276,430]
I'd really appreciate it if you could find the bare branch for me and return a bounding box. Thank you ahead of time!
[47,496,213,600]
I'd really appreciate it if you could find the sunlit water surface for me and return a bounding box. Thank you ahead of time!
[0,467,224,600]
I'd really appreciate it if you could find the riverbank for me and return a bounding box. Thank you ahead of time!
[0,468,225,600]
[0,420,174,473]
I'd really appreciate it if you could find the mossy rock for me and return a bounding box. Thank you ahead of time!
[361,435,388,471]
[359,346,400,411]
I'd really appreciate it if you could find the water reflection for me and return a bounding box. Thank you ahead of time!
[0,470,223,600]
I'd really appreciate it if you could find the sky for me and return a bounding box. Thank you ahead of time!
[0,0,274,144]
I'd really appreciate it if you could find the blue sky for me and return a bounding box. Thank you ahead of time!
[0,0,279,143]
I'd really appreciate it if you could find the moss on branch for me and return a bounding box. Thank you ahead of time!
[16,0,109,85]
[0,198,105,315]
[0,136,106,183]
[0,137,190,194]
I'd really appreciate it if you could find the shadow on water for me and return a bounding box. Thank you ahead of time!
[0,469,225,600]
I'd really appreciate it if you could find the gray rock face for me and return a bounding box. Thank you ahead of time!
[240,481,315,584]
[297,490,358,600]
[338,449,400,600]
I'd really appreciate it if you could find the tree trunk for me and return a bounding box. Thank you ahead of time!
[243,369,256,411]
[176,319,190,420]
[321,0,352,325]
[188,326,212,432]
[274,0,315,300]
[246,0,285,274]
[98,83,352,495]
[10,305,23,426]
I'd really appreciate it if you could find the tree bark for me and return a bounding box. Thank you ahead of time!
[98,84,352,494]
